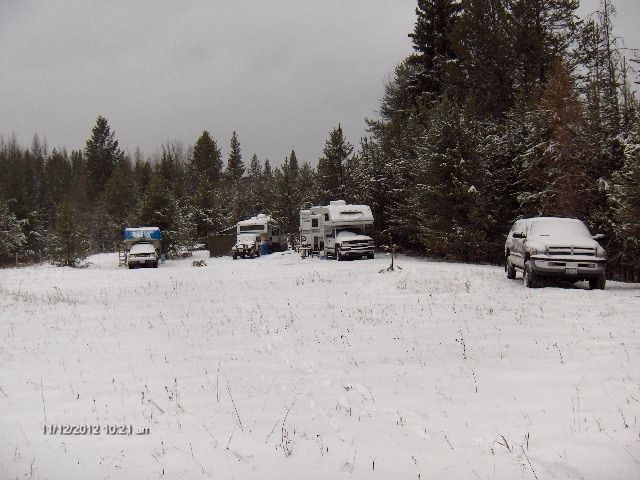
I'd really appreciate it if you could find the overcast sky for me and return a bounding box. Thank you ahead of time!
[1,1,638,167]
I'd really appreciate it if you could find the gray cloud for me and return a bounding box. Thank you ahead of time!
[1,1,637,166]
[0,0,416,165]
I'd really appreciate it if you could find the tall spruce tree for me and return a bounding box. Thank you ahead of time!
[192,131,223,185]
[316,125,353,204]
[85,116,124,199]
[225,131,245,183]
[408,0,462,98]
[189,131,224,237]
[273,152,301,237]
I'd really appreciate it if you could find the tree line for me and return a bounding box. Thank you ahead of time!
[1,0,639,279]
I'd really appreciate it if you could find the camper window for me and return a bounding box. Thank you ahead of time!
[240,224,264,232]
[324,214,329,221]
[312,219,318,228]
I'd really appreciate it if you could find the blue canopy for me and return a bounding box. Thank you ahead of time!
[124,227,162,241]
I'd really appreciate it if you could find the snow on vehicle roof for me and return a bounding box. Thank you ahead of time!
[129,243,156,253]
[125,227,160,231]
[527,217,591,237]
[237,214,274,226]
[326,203,373,223]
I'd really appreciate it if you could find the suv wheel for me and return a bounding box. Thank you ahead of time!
[589,274,606,290]
[523,261,539,288]
[506,256,516,279]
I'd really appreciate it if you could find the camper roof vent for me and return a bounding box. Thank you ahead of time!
[329,200,346,206]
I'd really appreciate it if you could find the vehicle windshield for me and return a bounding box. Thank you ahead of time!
[337,227,364,235]
[529,219,591,238]
[236,234,257,243]
[130,243,156,254]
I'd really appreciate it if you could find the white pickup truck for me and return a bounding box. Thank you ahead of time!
[127,243,159,269]
[300,201,375,260]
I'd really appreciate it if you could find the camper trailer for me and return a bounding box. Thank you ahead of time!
[123,227,162,268]
[300,200,375,260]
[232,214,286,259]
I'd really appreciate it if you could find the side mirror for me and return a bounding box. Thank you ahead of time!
[593,233,605,241]
[512,232,526,239]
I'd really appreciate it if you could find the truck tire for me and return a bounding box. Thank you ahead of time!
[523,261,539,288]
[128,264,133,269]
[249,252,255,259]
[589,274,606,290]
[233,253,237,260]
[153,262,158,268]
[336,246,343,261]
[506,256,516,279]
[367,252,374,259]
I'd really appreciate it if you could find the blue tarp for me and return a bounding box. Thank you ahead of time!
[124,228,162,241]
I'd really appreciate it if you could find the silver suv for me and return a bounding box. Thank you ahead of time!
[505,217,607,289]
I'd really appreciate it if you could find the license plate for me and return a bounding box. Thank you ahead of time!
[566,268,577,275]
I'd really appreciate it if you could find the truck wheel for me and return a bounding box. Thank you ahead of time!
[128,264,133,269]
[589,274,606,290]
[367,252,374,260]
[233,254,237,260]
[523,261,538,288]
[257,249,261,257]
[336,247,343,261]
[506,256,516,279]
[249,252,254,259]
[153,262,158,268]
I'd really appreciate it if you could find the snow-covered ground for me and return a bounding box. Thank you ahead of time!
[1,252,639,479]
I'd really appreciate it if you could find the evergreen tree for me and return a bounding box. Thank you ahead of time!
[261,159,275,212]
[273,152,301,237]
[245,154,264,214]
[133,156,153,195]
[452,0,513,116]
[409,0,462,98]
[189,131,224,237]
[297,162,317,208]
[41,149,72,220]
[0,201,26,261]
[316,125,353,204]
[135,175,176,231]
[507,0,580,97]
[192,131,223,185]
[225,131,245,183]
[517,60,591,218]
[610,122,640,273]
[48,200,88,267]
[412,98,489,260]
[100,163,137,240]
[85,116,124,199]
[224,132,247,223]
[288,150,299,178]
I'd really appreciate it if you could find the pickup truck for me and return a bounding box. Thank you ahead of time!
[505,217,607,289]
[127,243,159,268]
[326,228,375,261]
[231,234,261,260]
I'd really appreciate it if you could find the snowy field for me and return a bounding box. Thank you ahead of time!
[1,251,639,479]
